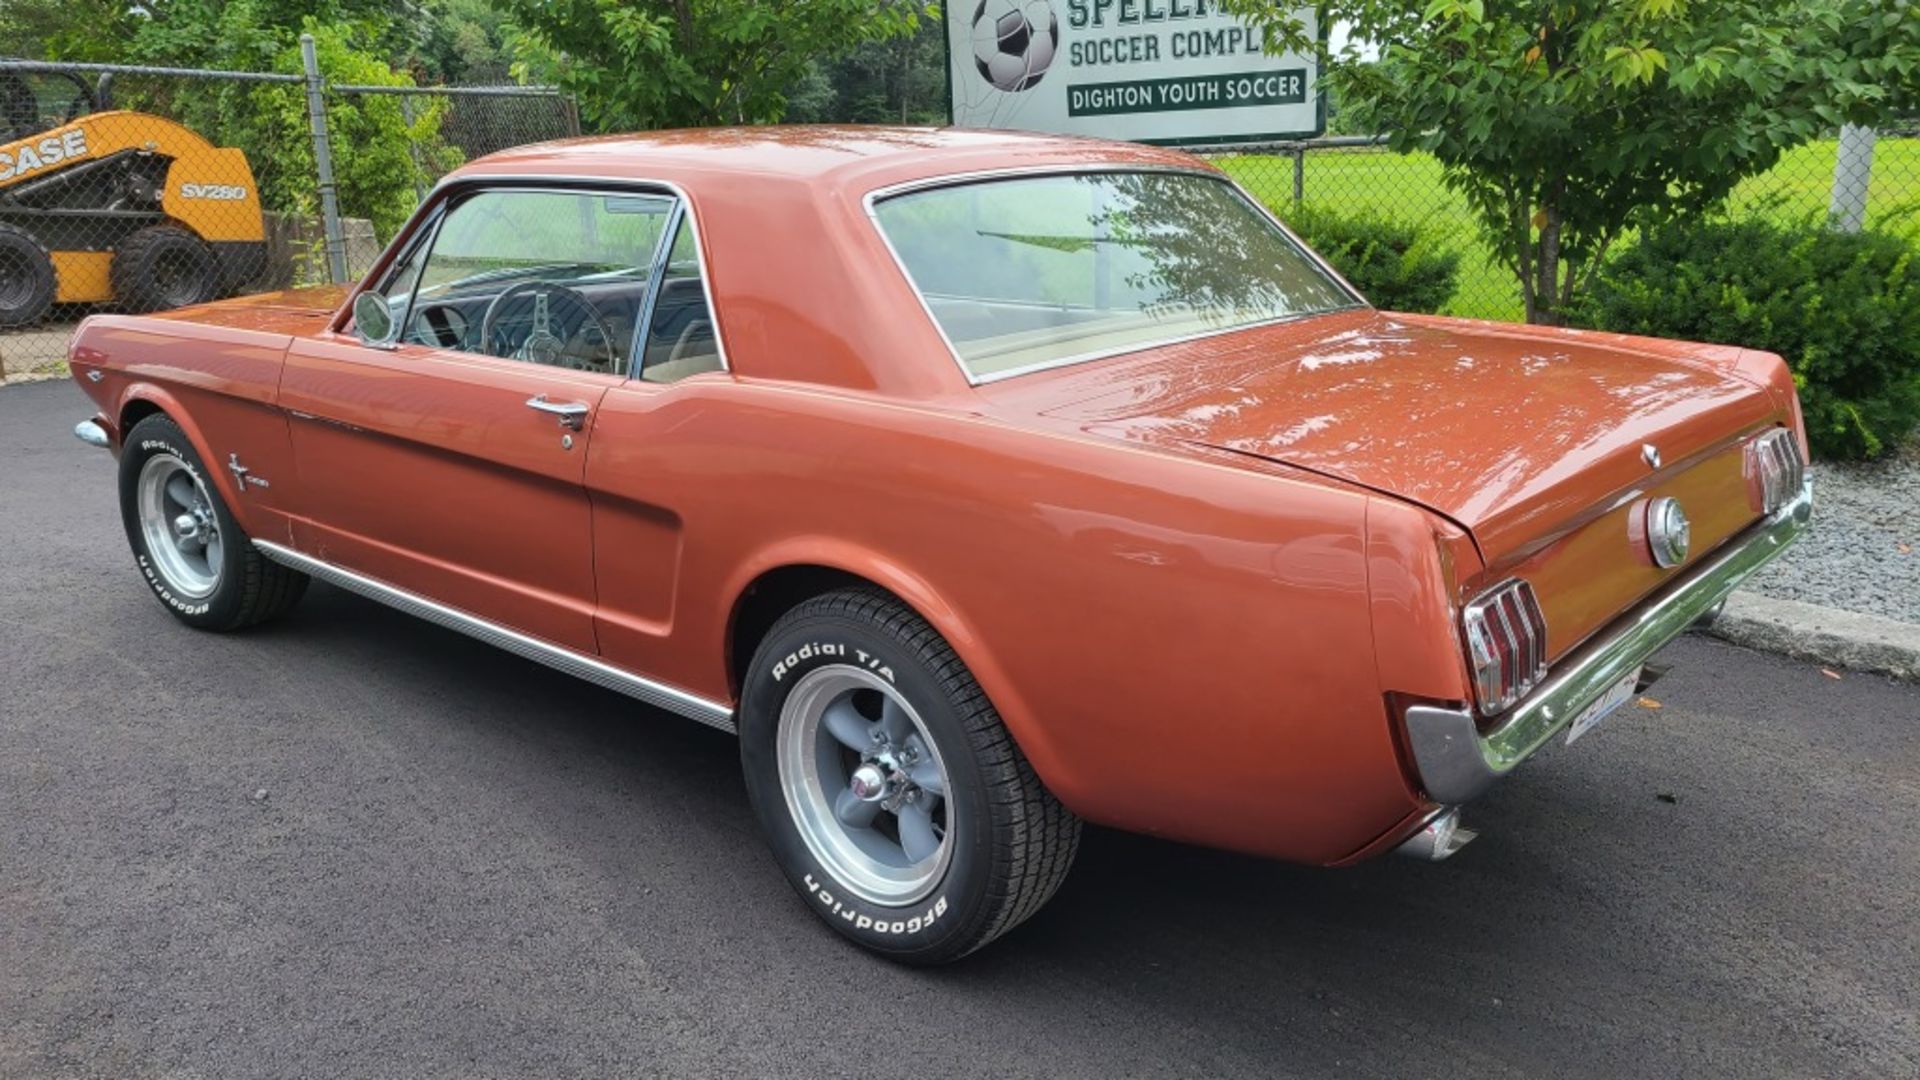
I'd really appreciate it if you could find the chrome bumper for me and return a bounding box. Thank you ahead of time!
[1405,479,1813,804]
[74,419,111,449]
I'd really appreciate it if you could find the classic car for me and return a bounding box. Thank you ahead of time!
[67,127,1812,963]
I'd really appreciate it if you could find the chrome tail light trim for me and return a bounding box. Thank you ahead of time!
[1745,428,1805,516]
[1462,579,1549,716]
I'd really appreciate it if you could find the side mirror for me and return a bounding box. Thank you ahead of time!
[352,291,398,348]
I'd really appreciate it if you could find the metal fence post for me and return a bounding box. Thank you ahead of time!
[300,33,348,284]
[1292,146,1305,206]
[398,93,429,201]
[1829,124,1876,233]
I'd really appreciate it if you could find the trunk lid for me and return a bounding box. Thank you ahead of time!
[990,309,1778,563]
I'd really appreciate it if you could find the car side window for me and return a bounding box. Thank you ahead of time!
[637,216,723,383]
[378,189,674,377]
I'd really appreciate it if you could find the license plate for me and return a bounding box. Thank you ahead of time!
[1565,667,1641,745]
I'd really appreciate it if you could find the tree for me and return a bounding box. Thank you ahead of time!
[1226,1,1920,324]
[786,14,949,125]
[498,0,932,130]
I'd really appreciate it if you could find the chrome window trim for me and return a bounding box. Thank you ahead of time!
[629,200,689,378]
[253,539,737,733]
[345,172,732,377]
[861,164,1368,387]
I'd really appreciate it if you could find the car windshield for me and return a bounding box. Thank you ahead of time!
[871,171,1359,382]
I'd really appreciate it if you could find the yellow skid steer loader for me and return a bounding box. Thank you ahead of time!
[0,68,267,326]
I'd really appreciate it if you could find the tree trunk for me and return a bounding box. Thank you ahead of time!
[1527,184,1566,326]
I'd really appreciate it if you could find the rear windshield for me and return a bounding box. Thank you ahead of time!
[871,171,1358,382]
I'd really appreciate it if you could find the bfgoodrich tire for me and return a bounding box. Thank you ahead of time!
[111,225,222,313]
[740,588,1080,964]
[0,222,56,327]
[118,414,307,630]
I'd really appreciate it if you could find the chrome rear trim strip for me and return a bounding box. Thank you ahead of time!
[252,540,737,734]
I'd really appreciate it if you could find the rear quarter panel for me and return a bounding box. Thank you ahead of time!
[587,380,1423,864]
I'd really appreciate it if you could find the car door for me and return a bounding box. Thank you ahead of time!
[279,185,676,652]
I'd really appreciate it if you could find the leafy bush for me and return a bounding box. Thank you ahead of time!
[1283,204,1462,314]
[1577,217,1920,461]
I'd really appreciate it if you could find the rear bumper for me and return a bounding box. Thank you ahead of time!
[1404,479,1813,804]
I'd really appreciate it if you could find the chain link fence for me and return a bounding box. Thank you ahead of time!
[1205,129,1920,323]
[4,48,1917,379]
[0,45,576,380]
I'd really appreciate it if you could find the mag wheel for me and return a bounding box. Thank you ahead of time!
[135,450,224,600]
[777,664,955,906]
[118,414,308,630]
[740,588,1080,964]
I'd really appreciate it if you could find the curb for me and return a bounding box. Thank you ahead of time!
[1700,591,1920,682]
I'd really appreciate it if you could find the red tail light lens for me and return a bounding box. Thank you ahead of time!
[1744,428,1805,516]
[1462,579,1548,716]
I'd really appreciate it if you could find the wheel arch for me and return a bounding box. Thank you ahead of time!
[115,386,247,514]
[720,543,1073,803]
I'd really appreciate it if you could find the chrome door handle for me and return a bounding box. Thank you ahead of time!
[526,394,590,431]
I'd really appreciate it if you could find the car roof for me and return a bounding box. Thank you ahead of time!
[449,125,1218,197]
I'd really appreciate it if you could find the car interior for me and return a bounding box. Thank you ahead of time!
[377,190,723,383]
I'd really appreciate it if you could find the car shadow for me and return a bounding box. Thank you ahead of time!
[250,580,1849,1077]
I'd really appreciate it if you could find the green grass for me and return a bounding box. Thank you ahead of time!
[1220,137,1920,323]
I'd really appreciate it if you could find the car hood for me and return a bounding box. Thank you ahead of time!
[990,309,1781,561]
[148,285,350,334]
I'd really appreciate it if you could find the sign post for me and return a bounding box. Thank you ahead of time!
[946,1,1320,145]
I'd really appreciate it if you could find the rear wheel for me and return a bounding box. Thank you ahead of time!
[111,225,222,313]
[0,222,56,327]
[119,414,307,630]
[740,588,1080,964]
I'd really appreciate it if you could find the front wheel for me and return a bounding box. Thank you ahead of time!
[118,414,307,630]
[740,588,1080,964]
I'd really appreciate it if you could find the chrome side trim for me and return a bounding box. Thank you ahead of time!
[73,419,111,449]
[251,540,737,734]
[1406,478,1813,804]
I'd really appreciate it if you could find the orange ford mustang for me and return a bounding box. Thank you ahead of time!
[67,127,1812,963]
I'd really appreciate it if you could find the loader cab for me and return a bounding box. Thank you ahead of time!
[0,68,100,144]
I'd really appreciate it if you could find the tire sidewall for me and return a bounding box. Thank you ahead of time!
[119,416,249,629]
[740,610,995,959]
[0,224,56,327]
[114,227,220,312]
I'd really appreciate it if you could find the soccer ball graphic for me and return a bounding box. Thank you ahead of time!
[971,0,1059,93]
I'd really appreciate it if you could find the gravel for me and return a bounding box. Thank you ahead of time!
[1745,442,1920,624]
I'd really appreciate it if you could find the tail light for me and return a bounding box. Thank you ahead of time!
[1744,428,1804,515]
[1462,579,1548,716]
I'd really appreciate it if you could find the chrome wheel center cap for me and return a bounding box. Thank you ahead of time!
[174,512,201,541]
[849,763,889,802]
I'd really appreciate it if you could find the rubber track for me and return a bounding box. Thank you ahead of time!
[784,588,1081,959]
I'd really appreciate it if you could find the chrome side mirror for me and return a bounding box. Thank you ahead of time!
[352,291,399,348]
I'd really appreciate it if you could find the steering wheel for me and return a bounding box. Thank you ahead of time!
[479,282,618,373]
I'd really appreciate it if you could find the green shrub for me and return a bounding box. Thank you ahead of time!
[1577,217,1920,461]
[1282,203,1462,314]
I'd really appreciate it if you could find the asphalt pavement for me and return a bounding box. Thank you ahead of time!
[3,379,1917,1079]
